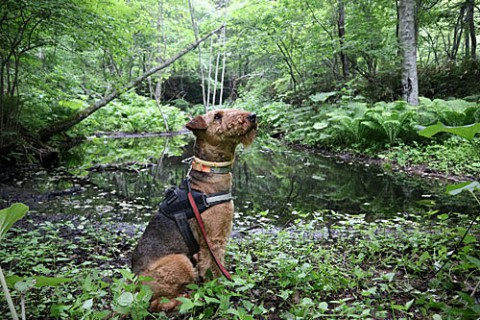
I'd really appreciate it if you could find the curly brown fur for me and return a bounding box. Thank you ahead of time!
[131,109,257,312]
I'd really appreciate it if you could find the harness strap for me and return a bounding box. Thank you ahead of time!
[173,212,199,256]
[159,180,233,259]
[186,182,232,280]
[206,192,233,205]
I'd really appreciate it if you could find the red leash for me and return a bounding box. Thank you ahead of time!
[187,190,232,280]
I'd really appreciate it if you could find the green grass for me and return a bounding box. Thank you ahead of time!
[1,209,479,319]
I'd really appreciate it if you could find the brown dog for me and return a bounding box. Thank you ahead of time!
[131,109,257,311]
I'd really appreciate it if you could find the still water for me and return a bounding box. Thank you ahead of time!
[0,134,472,226]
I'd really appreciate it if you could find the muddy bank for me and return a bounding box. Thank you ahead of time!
[290,143,477,183]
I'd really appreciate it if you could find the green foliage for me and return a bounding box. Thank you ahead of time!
[0,203,29,320]
[50,270,153,319]
[446,181,480,196]
[0,203,28,240]
[326,101,369,144]
[69,91,188,136]
[1,203,479,319]
[418,122,480,141]
[253,95,480,176]
[361,101,415,144]
[0,215,154,319]
[382,139,480,176]
[177,278,267,318]
[6,275,72,289]
[248,94,480,179]
[415,128,480,318]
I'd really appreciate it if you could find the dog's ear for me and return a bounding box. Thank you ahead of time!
[186,115,207,131]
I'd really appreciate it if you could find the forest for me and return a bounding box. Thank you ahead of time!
[1,0,480,319]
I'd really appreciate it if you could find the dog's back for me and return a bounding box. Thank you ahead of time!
[131,212,192,274]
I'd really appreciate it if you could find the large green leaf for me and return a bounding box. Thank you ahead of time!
[446,181,480,195]
[416,122,480,141]
[0,203,28,240]
[6,275,73,289]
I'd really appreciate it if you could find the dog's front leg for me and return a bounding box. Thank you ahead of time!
[196,237,228,279]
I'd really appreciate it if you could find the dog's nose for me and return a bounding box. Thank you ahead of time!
[247,113,257,123]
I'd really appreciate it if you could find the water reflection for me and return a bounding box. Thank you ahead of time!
[0,134,472,225]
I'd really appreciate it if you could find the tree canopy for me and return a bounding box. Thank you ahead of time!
[0,0,478,163]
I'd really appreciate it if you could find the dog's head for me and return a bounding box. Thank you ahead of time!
[186,109,257,149]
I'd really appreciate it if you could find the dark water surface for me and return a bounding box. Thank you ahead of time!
[0,135,473,226]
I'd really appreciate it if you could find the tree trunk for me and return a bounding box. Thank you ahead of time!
[398,0,419,105]
[337,0,349,79]
[0,60,4,145]
[466,0,476,60]
[39,25,224,142]
[451,5,466,61]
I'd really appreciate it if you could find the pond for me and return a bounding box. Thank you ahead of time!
[0,134,473,227]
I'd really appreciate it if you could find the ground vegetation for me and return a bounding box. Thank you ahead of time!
[1,0,480,318]
[1,199,479,319]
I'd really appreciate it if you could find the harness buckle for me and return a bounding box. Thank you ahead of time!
[201,193,210,208]
[164,187,177,205]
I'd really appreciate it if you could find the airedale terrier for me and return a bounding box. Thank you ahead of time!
[131,109,257,311]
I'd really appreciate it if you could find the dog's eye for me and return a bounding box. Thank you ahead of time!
[214,113,222,121]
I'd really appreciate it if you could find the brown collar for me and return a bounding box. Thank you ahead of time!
[190,157,234,174]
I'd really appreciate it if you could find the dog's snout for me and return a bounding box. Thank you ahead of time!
[247,113,257,123]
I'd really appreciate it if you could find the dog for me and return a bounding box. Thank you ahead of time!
[131,109,257,311]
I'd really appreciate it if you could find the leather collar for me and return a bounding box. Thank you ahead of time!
[190,157,234,174]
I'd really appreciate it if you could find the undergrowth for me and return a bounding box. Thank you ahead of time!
[1,210,479,319]
[20,90,188,136]
[381,138,480,177]
[240,95,480,177]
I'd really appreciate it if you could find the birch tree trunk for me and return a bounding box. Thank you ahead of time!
[398,0,419,105]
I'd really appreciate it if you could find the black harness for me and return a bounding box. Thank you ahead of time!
[159,179,232,255]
